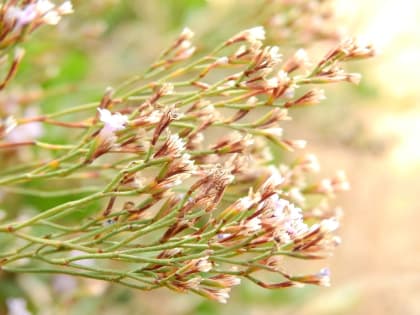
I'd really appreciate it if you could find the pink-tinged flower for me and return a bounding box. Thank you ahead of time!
[4,5,37,30]
[206,288,231,304]
[35,0,55,14]
[6,298,31,315]
[244,26,266,42]
[5,108,43,142]
[195,256,212,272]
[300,153,321,172]
[270,195,290,218]
[42,10,61,25]
[227,26,266,45]
[321,218,340,233]
[180,27,194,41]
[58,1,73,15]
[245,217,262,232]
[261,127,283,138]
[260,166,284,195]
[316,268,331,287]
[52,274,77,296]
[2,116,17,134]
[97,108,128,132]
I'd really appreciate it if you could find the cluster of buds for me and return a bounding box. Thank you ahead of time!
[0,23,372,304]
[0,0,73,39]
[265,0,343,45]
[0,0,72,97]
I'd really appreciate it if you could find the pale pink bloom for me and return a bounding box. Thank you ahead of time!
[213,288,231,304]
[268,46,282,63]
[3,116,17,134]
[6,108,43,142]
[5,5,37,30]
[244,26,266,42]
[301,153,320,172]
[294,48,311,68]
[316,268,331,287]
[215,56,229,65]
[35,0,55,14]
[288,139,307,149]
[98,108,128,132]
[52,275,77,295]
[42,10,61,25]
[58,1,73,15]
[180,27,194,40]
[277,70,290,84]
[321,218,340,233]
[262,127,283,138]
[261,166,284,191]
[196,256,212,272]
[245,217,262,232]
[6,298,31,315]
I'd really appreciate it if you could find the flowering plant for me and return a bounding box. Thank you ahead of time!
[0,0,374,306]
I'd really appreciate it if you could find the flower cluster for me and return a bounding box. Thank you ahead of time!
[0,17,374,303]
[2,0,72,31]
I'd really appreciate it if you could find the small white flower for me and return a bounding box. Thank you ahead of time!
[58,1,73,15]
[245,217,262,232]
[265,77,279,89]
[277,69,290,84]
[42,10,61,25]
[6,298,31,315]
[5,108,43,142]
[236,196,254,211]
[98,108,128,132]
[283,85,296,99]
[217,233,232,240]
[316,268,331,287]
[215,56,229,65]
[245,26,266,42]
[196,256,212,272]
[5,5,37,30]
[288,188,305,205]
[264,166,284,188]
[180,27,194,40]
[301,153,320,172]
[268,46,282,63]
[4,116,17,134]
[213,288,231,304]
[294,48,311,68]
[179,46,196,60]
[246,96,258,105]
[35,0,55,15]
[321,218,340,233]
[347,73,362,85]
[160,83,174,96]
[271,195,290,218]
[289,139,307,149]
[262,127,283,138]
[168,134,186,156]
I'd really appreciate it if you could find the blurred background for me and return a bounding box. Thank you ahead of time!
[1,0,420,314]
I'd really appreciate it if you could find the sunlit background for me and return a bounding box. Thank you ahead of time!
[2,0,420,314]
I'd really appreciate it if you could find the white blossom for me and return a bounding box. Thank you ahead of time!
[6,298,31,315]
[58,1,73,15]
[98,108,128,132]
[245,217,262,232]
[316,268,331,287]
[196,256,212,272]
[244,26,266,42]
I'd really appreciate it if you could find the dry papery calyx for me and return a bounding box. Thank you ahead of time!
[0,8,374,303]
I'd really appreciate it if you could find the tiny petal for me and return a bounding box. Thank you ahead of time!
[58,1,73,14]
[98,108,128,132]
